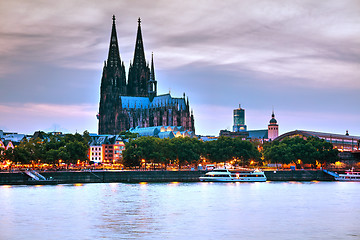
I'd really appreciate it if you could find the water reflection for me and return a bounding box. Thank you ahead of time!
[0,182,359,240]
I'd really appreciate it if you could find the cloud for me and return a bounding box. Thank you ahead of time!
[0,0,359,136]
[0,103,98,134]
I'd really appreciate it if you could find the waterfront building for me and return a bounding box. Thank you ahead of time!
[219,130,248,140]
[0,130,24,150]
[98,16,195,135]
[0,139,15,151]
[89,135,125,163]
[2,133,26,142]
[4,141,15,150]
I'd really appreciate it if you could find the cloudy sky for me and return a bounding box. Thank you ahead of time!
[0,0,359,136]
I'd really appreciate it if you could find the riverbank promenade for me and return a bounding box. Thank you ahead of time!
[0,169,335,185]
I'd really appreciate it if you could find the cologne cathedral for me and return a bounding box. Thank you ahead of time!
[98,16,195,135]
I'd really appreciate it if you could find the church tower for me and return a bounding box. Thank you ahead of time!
[268,111,279,141]
[98,15,127,134]
[127,18,151,97]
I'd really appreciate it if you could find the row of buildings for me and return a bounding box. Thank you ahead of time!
[215,105,360,155]
[218,104,279,142]
[89,125,195,163]
[2,123,359,164]
[0,130,127,164]
[1,125,196,164]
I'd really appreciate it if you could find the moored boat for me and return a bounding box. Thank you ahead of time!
[335,171,360,181]
[199,168,267,182]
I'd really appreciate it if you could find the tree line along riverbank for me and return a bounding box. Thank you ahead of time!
[0,131,349,172]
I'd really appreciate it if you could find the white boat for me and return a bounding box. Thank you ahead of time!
[335,171,360,181]
[199,168,267,182]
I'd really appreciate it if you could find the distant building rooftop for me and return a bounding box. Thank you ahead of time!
[275,130,360,152]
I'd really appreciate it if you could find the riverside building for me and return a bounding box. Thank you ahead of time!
[89,134,125,163]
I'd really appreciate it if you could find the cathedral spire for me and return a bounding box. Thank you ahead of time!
[127,17,150,97]
[133,17,146,68]
[149,52,157,101]
[107,15,122,68]
[150,52,155,81]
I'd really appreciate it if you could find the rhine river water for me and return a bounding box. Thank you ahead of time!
[1,182,359,240]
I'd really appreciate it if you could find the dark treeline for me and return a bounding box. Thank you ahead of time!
[1,131,339,169]
[0,131,90,164]
[263,136,339,167]
[122,136,261,168]
[123,136,339,168]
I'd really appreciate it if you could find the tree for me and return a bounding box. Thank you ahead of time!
[122,139,144,167]
[119,130,139,139]
[262,136,339,168]
[307,137,338,167]
[263,142,294,165]
[203,137,235,163]
[169,137,202,167]
[232,138,261,165]
[203,137,260,166]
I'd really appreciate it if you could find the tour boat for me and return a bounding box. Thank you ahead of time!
[335,171,360,181]
[199,168,267,182]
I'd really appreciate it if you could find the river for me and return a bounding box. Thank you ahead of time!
[0,182,359,240]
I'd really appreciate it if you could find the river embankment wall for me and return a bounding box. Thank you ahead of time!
[0,170,334,185]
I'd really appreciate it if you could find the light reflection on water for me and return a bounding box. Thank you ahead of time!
[0,182,359,240]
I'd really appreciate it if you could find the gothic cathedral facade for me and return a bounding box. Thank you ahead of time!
[98,16,195,135]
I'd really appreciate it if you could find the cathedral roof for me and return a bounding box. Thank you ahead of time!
[158,131,175,139]
[121,94,186,110]
[130,126,160,137]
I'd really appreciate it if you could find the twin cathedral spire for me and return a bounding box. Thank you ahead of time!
[98,16,195,135]
[102,15,157,100]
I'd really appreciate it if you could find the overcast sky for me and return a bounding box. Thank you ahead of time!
[0,0,359,136]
